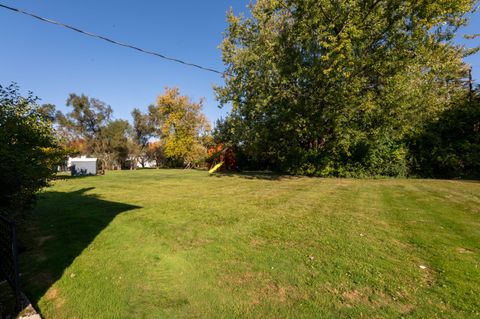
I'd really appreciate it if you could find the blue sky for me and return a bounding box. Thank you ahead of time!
[1,1,479,125]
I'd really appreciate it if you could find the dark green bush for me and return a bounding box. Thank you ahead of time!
[409,94,480,179]
[0,83,64,219]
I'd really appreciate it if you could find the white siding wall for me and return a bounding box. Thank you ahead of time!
[71,160,97,175]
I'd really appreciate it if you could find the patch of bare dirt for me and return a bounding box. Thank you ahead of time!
[457,247,474,254]
[341,289,370,304]
[223,271,258,286]
[223,272,304,306]
[248,284,287,306]
[45,287,65,310]
[249,238,266,247]
[399,303,415,314]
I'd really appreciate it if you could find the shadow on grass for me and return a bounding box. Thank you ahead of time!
[451,179,480,183]
[18,187,141,313]
[211,171,290,181]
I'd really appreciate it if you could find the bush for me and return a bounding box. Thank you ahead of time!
[0,83,64,219]
[409,94,480,179]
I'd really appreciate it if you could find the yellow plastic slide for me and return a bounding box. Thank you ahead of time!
[208,161,224,174]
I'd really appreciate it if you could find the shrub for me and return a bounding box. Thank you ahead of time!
[0,83,64,219]
[409,94,480,179]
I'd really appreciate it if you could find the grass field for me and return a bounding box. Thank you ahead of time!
[19,169,480,318]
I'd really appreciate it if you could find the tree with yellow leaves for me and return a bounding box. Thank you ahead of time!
[152,87,211,168]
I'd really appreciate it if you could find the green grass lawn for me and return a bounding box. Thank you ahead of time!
[19,170,480,318]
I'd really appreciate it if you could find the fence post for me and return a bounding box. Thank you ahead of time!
[11,220,21,313]
[0,215,22,313]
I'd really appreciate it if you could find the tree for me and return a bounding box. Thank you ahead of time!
[146,141,165,167]
[152,87,211,168]
[38,103,56,121]
[56,94,113,169]
[102,119,131,169]
[409,90,480,178]
[0,83,63,218]
[216,0,475,176]
[130,108,155,169]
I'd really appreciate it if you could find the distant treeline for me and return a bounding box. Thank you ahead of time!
[47,87,212,171]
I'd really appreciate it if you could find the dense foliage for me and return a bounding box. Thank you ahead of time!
[130,108,155,168]
[0,84,63,218]
[215,0,477,177]
[409,91,480,178]
[55,94,116,169]
[150,87,212,168]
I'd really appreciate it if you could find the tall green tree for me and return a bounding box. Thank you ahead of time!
[56,94,113,169]
[103,119,131,169]
[130,108,155,168]
[0,83,63,218]
[216,0,475,176]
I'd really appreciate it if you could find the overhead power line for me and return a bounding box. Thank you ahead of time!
[0,3,225,75]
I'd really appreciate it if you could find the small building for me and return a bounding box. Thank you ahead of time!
[135,158,157,168]
[68,156,97,176]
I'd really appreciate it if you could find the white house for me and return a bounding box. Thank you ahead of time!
[68,156,97,175]
[135,158,157,168]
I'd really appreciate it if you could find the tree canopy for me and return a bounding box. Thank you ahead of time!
[215,0,477,176]
[409,90,480,178]
[130,108,155,168]
[0,83,63,217]
[55,94,113,168]
[151,87,211,168]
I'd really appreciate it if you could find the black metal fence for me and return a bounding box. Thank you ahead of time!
[0,215,21,312]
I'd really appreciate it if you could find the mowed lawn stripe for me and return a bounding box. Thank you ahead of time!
[19,170,480,318]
